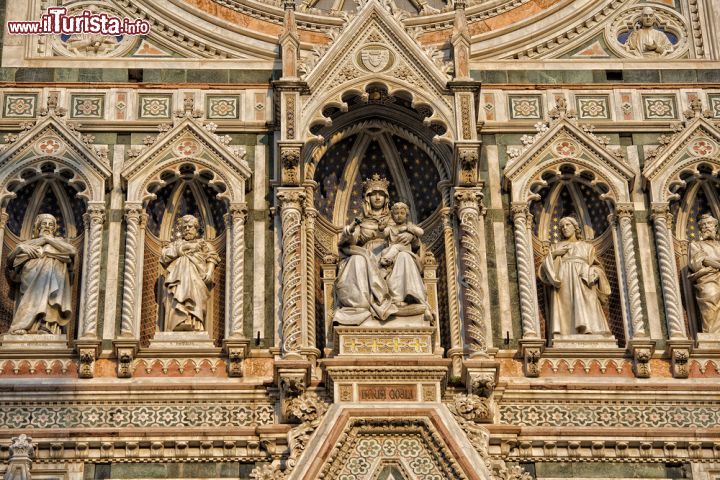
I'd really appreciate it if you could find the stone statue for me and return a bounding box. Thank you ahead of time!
[624,7,674,56]
[688,213,720,334]
[333,174,429,326]
[7,214,76,335]
[539,216,611,336]
[160,215,219,332]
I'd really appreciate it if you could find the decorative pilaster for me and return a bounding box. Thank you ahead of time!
[510,203,540,338]
[223,202,249,377]
[320,256,338,355]
[303,187,320,365]
[120,203,147,338]
[78,203,105,339]
[615,203,646,337]
[650,203,687,339]
[4,434,33,480]
[440,200,464,377]
[455,187,488,357]
[277,188,306,358]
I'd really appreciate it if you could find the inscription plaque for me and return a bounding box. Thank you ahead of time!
[358,384,417,402]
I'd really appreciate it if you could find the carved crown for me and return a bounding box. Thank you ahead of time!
[362,173,390,195]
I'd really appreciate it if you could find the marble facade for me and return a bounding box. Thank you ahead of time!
[0,1,720,479]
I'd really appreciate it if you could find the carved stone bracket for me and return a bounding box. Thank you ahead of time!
[274,359,312,422]
[456,144,481,185]
[113,339,139,378]
[279,142,302,186]
[4,434,34,480]
[627,338,656,378]
[75,339,100,379]
[667,340,693,379]
[518,338,545,378]
[223,338,250,378]
[462,358,499,423]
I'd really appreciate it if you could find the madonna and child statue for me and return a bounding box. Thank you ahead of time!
[333,174,432,327]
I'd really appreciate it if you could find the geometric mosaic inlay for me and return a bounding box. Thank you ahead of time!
[71,94,105,118]
[139,94,172,119]
[4,93,38,118]
[509,95,543,120]
[207,95,240,119]
[576,95,610,120]
[642,95,677,120]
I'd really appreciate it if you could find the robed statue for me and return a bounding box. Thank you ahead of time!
[333,174,431,326]
[624,7,674,56]
[539,216,611,336]
[689,213,720,334]
[7,214,76,335]
[160,215,219,332]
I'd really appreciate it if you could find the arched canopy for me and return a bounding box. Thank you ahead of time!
[504,118,635,206]
[0,114,110,208]
[122,117,251,206]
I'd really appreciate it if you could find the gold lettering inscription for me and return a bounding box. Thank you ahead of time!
[358,384,417,402]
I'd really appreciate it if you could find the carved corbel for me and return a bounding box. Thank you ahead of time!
[627,339,656,378]
[462,359,499,398]
[456,145,480,185]
[113,339,139,378]
[4,434,34,480]
[275,360,311,421]
[667,340,693,378]
[75,339,100,379]
[518,338,545,378]
[279,143,302,186]
[223,339,250,377]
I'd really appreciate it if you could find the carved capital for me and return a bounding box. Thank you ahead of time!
[277,189,306,212]
[454,188,484,214]
[226,203,248,225]
[650,203,673,225]
[83,204,106,227]
[615,203,634,220]
[124,204,147,228]
[510,203,530,222]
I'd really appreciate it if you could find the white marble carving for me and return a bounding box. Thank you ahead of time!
[539,217,611,337]
[6,214,76,336]
[624,7,674,56]
[689,213,720,335]
[160,215,219,332]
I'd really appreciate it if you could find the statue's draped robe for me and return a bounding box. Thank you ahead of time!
[9,239,74,334]
[334,215,398,325]
[626,27,673,55]
[161,239,219,332]
[382,223,428,309]
[689,240,720,334]
[539,240,611,335]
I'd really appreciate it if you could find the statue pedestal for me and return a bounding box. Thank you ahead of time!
[335,325,436,356]
[551,333,618,349]
[696,333,720,351]
[325,326,447,404]
[0,333,67,351]
[148,331,216,351]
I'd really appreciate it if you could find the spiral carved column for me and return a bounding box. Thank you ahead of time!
[440,204,464,376]
[120,204,147,338]
[79,203,106,339]
[303,192,319,362]
[277,188,306,357]
[455,187,488,356]
[650,203,687,339]
[226,203,248,338]
[511,203,540,338]
[614,204,647,337]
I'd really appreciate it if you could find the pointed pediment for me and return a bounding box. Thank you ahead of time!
[122,117,251,204]
[642,116,720,202]
[504,116,635,204]
[304,0,450,100]
[0,113,111,203]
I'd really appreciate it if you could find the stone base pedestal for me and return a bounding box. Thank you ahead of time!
[335,326,437,356]
[148,331,217,351]
[696,333,720,351]
[0,333,68,351]
[552,333,618,349]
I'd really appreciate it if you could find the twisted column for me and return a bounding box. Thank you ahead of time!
[278,188,305,357]
[304,200,317,353]
[455,188,488,356]
[226,203,248,338]
[651,203,687,338]
[441,203,464,374]
[79,203,105,338]
[511,203,540,338]
[120,204,147,337]
[615,204,646,337]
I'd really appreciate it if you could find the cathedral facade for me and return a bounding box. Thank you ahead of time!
[1,0,720,479]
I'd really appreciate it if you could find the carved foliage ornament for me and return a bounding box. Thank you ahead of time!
[606,5,689,59]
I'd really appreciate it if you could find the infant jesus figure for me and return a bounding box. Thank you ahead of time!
[379,202,428,311]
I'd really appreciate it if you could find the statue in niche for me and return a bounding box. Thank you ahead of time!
[160,215,219,332]
[333,174,430,326]
[688,213,720,334]
[624,7,674,56]
[7,214,76,335]
[539,216,611,336]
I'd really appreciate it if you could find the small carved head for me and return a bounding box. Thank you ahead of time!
[558,216,582,241]
[177,215,201,241]
[32,213,59,238]
[362,174,390,211]
[640,6,657,28]
[390,202,409,224]
[698,213,719,240]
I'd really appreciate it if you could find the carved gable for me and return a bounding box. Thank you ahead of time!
[0,113,110,205]
[504,115,635,204]
[122,117,252,204]
[643,116,720,203]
